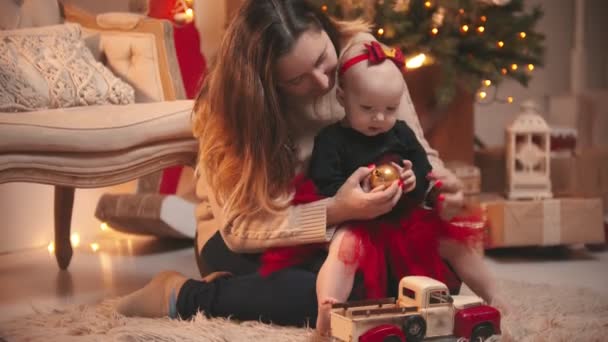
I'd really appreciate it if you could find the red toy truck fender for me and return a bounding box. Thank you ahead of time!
[454,304,501,340]
[359,324,405,342]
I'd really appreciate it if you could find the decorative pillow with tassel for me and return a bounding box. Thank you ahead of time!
[0,23,134,112]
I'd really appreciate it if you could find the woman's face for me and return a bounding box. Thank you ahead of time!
[275,28,338,99]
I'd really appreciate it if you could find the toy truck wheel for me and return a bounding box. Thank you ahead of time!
[359,324,405,342]
[470,323,494,341]
[401,315,426,342]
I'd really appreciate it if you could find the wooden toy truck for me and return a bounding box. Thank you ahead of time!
[330,276,500,342]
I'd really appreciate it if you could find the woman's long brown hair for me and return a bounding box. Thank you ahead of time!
[193,0,339,213]
[192,0,353,216]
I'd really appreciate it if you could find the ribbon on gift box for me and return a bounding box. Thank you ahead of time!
[542,200,561,245]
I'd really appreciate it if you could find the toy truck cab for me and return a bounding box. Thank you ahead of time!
[397,276,500,341]
[397,276,457,339]
[331,276,501,342]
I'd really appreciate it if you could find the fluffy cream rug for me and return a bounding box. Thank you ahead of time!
[1,278,607,342]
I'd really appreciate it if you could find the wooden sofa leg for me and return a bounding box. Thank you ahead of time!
[54,186,75,270]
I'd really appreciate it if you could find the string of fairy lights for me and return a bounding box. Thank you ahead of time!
[318,0,544,106]
[47,223,111,255]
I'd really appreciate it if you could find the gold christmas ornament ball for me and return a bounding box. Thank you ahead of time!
[370,164,400,189]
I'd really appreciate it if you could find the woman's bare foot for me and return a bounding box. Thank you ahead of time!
[116,271,188,318]
[316,297,338,336]
[116,271,233,318]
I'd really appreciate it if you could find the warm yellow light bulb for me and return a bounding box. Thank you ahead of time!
[377,28,385,36]
[425,1,432,8]
[90,243,100,252]
[461,25,469,33]
[477,26,485,33]
[507,96,514,103]
[519,32,527,39]
[480,15,487,22]
[431,27,439,35]
[47,241,55,254]
[497,41,504,48]
[528,64,534,71]
[70,233,80,247]
[321,5,328,12]
[511,64,518,71]
[100,222,109,231]
[501,68,508,75]
[479,91,487,99]
[484,80,492,87]
[406,53,427,69]
[459,8,465,15]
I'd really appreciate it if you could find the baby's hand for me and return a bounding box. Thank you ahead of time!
[391,160,416,193]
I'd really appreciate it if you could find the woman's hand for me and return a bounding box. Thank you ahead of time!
[327,166,402,225]
[427,168,465,221]
[391,160,416,193]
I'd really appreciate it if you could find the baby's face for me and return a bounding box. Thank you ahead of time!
[340,63,404,136]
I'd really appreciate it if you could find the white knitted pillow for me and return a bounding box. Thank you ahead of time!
[0,23,135,112]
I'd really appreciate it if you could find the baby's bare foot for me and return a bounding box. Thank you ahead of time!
[316,297,339,336]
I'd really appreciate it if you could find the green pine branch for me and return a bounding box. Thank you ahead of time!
[312,0,545,107]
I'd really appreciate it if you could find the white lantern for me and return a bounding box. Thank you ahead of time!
[506,100,553,200]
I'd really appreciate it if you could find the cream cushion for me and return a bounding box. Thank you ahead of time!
[0,100,196,186]
[0,23,135,112]
[0,100,194,153]
[1,139,196,179]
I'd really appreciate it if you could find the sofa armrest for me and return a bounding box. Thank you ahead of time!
[62,4,186,102]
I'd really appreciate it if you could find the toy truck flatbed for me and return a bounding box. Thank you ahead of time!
[330,276,501,342]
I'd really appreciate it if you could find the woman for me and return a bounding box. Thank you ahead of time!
[116,0,478,327]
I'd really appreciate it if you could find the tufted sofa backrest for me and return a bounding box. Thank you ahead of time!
[0,0,185,103]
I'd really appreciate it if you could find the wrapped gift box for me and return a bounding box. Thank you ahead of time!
[550,126,577,157]
[481,197,605,248]
[584,90,608,147]
[462,193,504,254]
[445,161,481,196]
[548,94,594,149]
[474,147,506,194]
[551,148,608,213]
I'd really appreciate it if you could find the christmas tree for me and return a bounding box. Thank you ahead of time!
[312,0,545,107]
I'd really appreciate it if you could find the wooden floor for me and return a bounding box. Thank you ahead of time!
[1,231,607,323]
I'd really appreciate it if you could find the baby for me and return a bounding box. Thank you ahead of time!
[260,41,503,336]
[309,41,501,335]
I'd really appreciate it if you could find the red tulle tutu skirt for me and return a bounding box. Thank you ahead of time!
[259,175,483,298]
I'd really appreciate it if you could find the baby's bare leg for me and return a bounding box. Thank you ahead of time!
[316,228,362,335]
[439,239,498,304]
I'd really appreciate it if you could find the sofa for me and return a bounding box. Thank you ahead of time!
[0,0,197,269]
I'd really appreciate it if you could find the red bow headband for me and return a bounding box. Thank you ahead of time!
[339,41,406,76]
